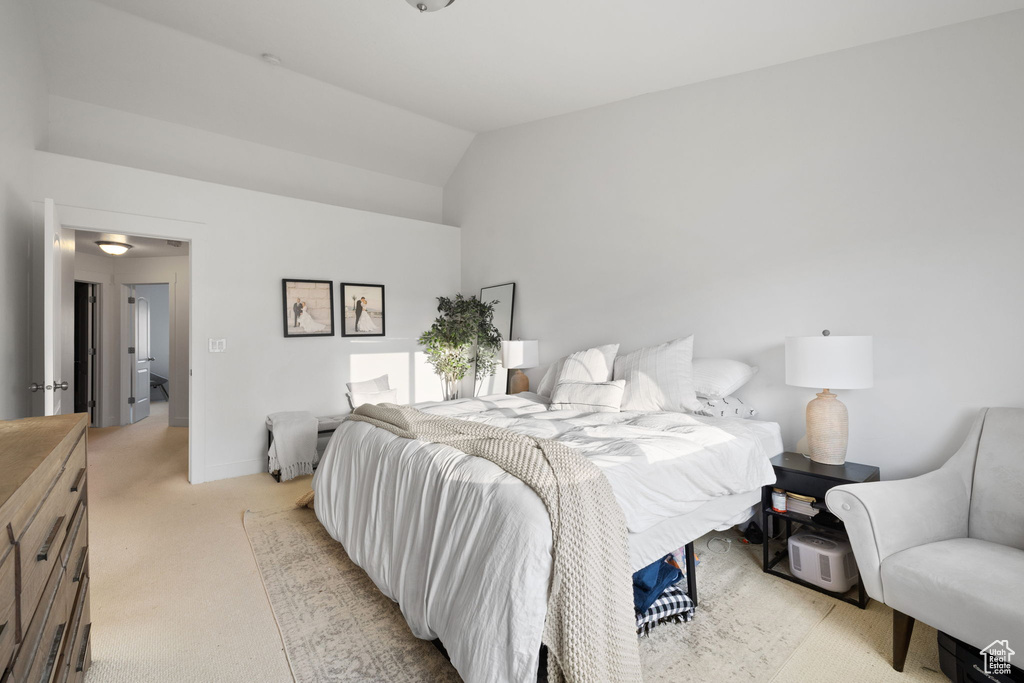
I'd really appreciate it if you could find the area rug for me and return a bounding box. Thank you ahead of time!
[244,506,842,682]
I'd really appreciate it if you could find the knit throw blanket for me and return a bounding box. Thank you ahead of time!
[349,403,643,683]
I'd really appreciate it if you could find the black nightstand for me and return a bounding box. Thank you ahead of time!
[761,452,880,609]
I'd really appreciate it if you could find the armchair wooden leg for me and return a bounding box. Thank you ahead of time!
[892,609,915,672]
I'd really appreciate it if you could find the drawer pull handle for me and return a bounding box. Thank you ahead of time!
[40,622,66,682]
[37,515,65,562]
[74,545,88,582]
[70,468,86,492]
[76,623,92,672]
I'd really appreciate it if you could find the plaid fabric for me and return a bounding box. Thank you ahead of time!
[635,582,695,636]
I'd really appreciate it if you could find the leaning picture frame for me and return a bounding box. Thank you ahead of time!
[282,279,335,338]
[341,283,386,338]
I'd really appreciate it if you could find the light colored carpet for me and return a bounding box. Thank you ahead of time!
[83,401,311,683]
[84,402,946,682]
[244,508,945,682]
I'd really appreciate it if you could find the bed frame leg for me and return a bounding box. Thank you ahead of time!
[685,541,698,607]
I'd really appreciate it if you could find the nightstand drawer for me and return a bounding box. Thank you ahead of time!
[773,468,840,500]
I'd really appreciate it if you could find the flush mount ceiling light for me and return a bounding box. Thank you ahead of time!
[96,241,133,256]
[405,0,455,12]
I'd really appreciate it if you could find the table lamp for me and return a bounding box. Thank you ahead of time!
[785,331,873,465]
[501,340,539,394]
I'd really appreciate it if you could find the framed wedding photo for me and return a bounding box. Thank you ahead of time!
[341,283,386,338]
[282,279,335,338]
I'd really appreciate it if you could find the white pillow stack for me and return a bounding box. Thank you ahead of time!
[613,336,701,413]
[346,374,395,409]
[692,358,759,399]
[536,344,619,397]
[550,380,626,412]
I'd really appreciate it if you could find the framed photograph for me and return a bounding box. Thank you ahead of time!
[341,283,386,338]
[282,279,335,338]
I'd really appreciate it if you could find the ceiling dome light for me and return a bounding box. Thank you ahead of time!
[96,241,133,256]
[405,0,455,12]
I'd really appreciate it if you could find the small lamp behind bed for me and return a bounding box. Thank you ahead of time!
[501,340,539,394]
[785,331,873,466]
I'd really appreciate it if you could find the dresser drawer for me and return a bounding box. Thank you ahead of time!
[11,561,68,683]
[55,572,89,683]
[0,420,84,546]
[0,551,15,681]
[18,440,85,629]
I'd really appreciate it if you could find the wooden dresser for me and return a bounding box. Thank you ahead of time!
[0,414,92,683]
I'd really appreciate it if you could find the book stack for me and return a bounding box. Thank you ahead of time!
[786,492,818,517]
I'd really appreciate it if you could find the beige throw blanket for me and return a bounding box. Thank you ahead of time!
[350,403,642,683]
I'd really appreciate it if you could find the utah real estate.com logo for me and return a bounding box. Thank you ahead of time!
[979,639,1015,677]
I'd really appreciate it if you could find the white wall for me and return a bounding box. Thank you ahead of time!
[135,284,170,380]
[444,11,1024,479]
[37,151,461,482]
[0,0,47,419]
[47,96,445,223]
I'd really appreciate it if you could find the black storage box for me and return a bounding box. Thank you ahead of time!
[938,631,1023,683]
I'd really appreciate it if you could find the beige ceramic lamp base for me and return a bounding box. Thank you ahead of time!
[806,389,849,465]
[509,369,530,394]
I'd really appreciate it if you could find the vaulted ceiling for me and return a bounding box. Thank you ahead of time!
[34,0,1024,186]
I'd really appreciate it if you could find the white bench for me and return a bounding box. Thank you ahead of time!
[267,414,347,482]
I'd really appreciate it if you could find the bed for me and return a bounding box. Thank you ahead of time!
[313,392,781,682]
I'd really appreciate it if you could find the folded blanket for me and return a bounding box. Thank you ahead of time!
[349,402,642,683]
[633,555,683,614]
[636,583,695,637]
[266,411,319,481]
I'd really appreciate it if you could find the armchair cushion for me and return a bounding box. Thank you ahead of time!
[969,407,1024,551]
[880,538,1024,653]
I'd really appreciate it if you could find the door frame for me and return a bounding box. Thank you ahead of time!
[50,203,201,483]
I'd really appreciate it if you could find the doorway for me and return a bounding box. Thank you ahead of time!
[73,282,99,424]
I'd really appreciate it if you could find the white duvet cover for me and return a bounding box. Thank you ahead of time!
[313,394,780,683]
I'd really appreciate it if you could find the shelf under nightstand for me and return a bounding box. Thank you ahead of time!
[761,452,880,609]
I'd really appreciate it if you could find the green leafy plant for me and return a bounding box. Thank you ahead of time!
[419,294,502,400]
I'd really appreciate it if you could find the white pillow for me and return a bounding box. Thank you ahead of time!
[536,344,619,397]
[346,374,391,395]
[613,336,701,413]
[550,380,625,413]
[694,396,758,419]
[348,388,398,409]
[692,359,758,399]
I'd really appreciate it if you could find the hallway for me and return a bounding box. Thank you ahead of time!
[85,403,309,682]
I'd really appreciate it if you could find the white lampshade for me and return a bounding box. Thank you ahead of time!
[785,335,873,390]
[501,340,539,369]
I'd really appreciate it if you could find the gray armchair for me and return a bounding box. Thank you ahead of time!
[826,408,1024,671]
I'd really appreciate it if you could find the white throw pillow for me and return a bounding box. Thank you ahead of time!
[613,336,701,413]
[346,374,391,395]
[692,359,759,399]
[536,344,619,397]
[348,388,398,409]
[550,380,626,413]
[694,396,758,419]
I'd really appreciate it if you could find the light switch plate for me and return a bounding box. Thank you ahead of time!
[208,338,226,353]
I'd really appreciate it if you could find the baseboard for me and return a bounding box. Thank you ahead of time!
[204,458,268,482]
[169,416,189,428]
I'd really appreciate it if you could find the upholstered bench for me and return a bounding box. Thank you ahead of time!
[267,414,347,482]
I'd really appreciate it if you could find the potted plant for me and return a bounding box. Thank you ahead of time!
[419,294,502,400]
